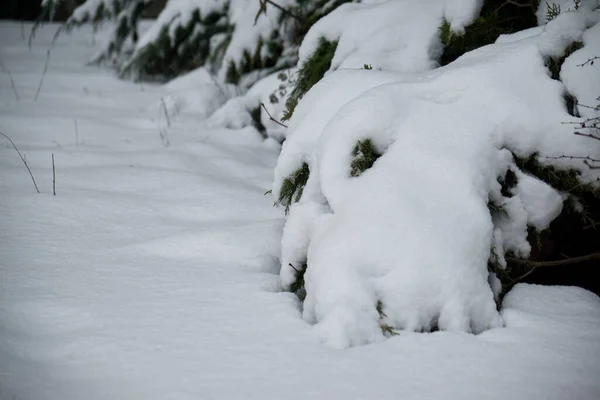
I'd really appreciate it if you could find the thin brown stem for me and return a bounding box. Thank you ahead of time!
[506,252,600,268]
[0,131,40,193]
[254,0,304,25]
[34,49,51,101]
[261,103,288,129]
[52,153,56,196]
[574,131,600,141]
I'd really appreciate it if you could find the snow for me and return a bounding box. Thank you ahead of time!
[1,20,600,400]
[207,69,295,141]
[216,0,295,83]
[273,5,600,346]
[135,0,226,50]
[536,0,600,25]
[153,67,238,122]
[561,22,600,118]
[297,0,482,73]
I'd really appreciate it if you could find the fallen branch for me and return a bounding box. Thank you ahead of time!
[261,102,288,129]
[506,252,600,268]
[0,130,40,193]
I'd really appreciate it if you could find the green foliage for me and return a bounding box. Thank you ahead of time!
[362,63,373,70]
[292,0,355,44]
[440,0,538,66]
[487,200,508,217]
[499,168,518,197]
[283,37,338,121]
[278,162,310,212]
[224,32,286,85]
[545,2,562,21]
[122,7,230,80]
[546,41,584,80]
[288,262,307,299]
[31,0,63,43]
[514,153,599,199]
[249,105,267,138]
[350,139,381,177]
[376,300,398,336]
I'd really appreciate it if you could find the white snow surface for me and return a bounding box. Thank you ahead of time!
[207,69,295,142]
[298,0,483,73]
[216,0,295,82]
[1,22,600,400]
[274,7,600,347]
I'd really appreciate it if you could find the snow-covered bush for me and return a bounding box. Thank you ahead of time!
[271,0,600,347]
[35,0,152,65]
[35,0,355,84]
[121,0,230,80]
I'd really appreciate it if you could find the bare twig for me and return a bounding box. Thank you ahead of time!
[160,98,171,127]
[577,56,599,67]
[254,0,304,25]
[260,103,288,129]
[567,177,600,192]
[73,119,79,145]
[543,154,600,163]
[574,131,600,141]
[0,52,20,101]
[506,252,600,268]
[159,127,170,147]
[583,221,600,230]
[52,153,56,196]
[583,160,600,169]
[6,69,20,101]
[0,130,40,193]
[34,49,51,101]
[493,0,536,14]
[208,72,228,101]
[543,154,600,169]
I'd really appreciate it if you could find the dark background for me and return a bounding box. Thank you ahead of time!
[0,0,166,21]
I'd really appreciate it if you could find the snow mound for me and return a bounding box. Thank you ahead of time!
[298,0,483,73]
[273,8,600,347]
[207,69,295,141]
[148,68,238,121]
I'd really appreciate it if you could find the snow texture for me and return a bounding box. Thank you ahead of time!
[297,0,483,73]
[274,5,600,347]
[1,21,600,400]
[135,0,225,50]
[207,69,295,142]
[216,0,295,83]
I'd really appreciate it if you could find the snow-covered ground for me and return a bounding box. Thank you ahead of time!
[1,22,600,400]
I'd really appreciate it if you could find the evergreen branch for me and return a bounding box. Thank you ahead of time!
[0,130,40,193]
[567,177,600,192]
